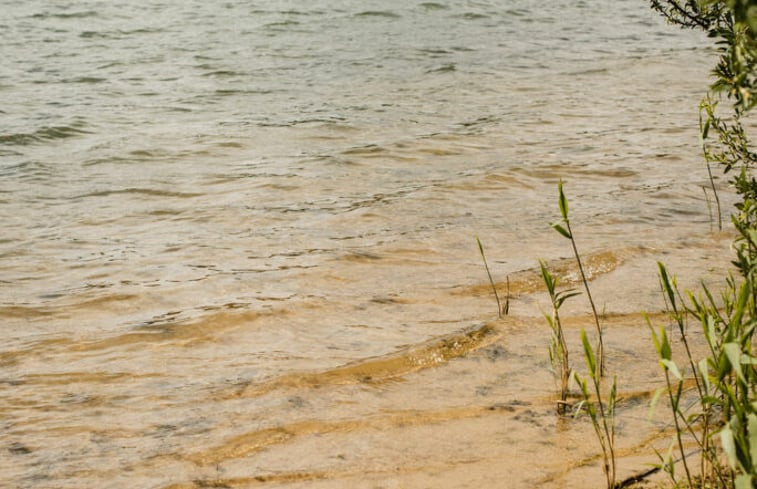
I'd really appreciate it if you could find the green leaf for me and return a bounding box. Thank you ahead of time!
[721,425,738,470]
[580,329,596,378]
[741,353,757,365]
[660,359,683,380]
[572,399,586,418]
[704,315,717,349]
[558,179,568,220]
[748,413,757,469]
[573,371,590,399]
[649,318,662,356]
[555,289,581,308]
[733,280,750,327]
[735,474,753,489]
[609,375,617,414]
[657,262,676,310]
[551,222,572,239]
[655,326,672,361]
[659,440,676,478]
[539,259,555,295]
[544,314,555,331]
[698,358,711,395]
[648,387,666,420]
[724,342,747,385]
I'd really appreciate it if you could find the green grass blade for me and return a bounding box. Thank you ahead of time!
[551,222,572,239]
[476,236,502,319]
[558,179,569,220]
[724,342,747,385]
[661,359,683,380]
[580,329,596,378]
[721,424,739,471]
[657,262,676,310]
[648,387,665,420]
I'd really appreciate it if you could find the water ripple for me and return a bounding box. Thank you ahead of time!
[0,124,91,146]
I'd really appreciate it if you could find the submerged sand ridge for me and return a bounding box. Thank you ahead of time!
[138,316,709,489]
[1,237,734,488]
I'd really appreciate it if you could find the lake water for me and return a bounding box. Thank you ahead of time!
[0,1,736,488]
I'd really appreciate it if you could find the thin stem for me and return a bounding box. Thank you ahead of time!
[566,219,604,376]
[670,286,704,400]
[705,160,723,231]
[555,307,570,411]
[702,186,714,232]
[476,237,502,319]
[504,275,510,316]
[665,370,693,487]
[591,372,615,489]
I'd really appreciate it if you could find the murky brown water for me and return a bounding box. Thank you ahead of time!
[0,1,739,487]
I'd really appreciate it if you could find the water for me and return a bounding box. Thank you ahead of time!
[0,1,736,487]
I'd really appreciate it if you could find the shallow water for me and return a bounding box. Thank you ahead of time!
[0,1,737,487]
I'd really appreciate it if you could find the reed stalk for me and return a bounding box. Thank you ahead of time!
[476,236,503,319]
[551,180,605,376]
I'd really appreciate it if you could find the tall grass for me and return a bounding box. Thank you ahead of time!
[476,26,757,480]
[574,329,617,489]
[538,182,756,488]
[647,264,757,489]
[551,180,605,376]
[540,260,578,414]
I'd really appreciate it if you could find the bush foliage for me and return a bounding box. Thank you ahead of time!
[648,2,757,487]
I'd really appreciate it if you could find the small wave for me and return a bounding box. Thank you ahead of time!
[341,251,383,262]
[231,322,498,398]
[354,11,401,19]
[79,30,113,39]
[119,28,163,35]
[22,371,159,385]
[63,310,259,353]
[290,116,347,125]
[31,10,99,19]
[250,9,315,16]
[456,12,490,20]
[509,164,638,180]
[0,160,53,179]
[341,144,385,156]
[184,403,516,468]
[417,48,452,56]
[201,70,246,77]
[79,28,161,40]
[264,20,301,28]
[63,76,106,84]
[0,124,91,146]
[457,115,499,128]
[0,304,58,319]
[504,8,528,17]
[419,2,449,10]
[75,188,204,199]
[0,293,138,320]
[457,248,636,298]
[215,141,244,148]
[426,63,456,73]
[212,88,279,97]
[81,156,135,167]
